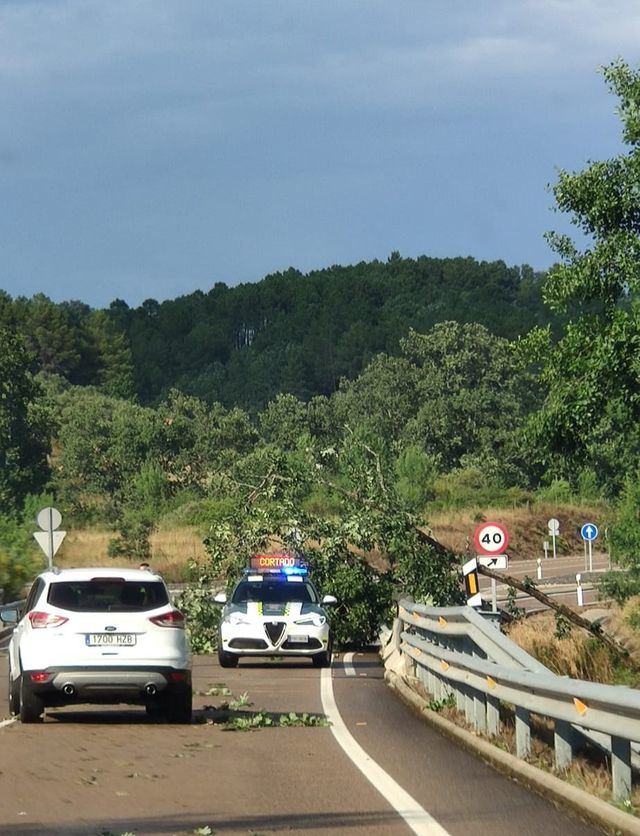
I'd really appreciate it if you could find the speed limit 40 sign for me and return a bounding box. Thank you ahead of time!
[474,522,509,556]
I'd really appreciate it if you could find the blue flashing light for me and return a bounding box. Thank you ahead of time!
[282,565,308,577]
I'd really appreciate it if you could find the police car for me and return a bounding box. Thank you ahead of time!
[214,553,336,667]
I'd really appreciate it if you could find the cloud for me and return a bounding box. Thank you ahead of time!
[2,1,639,107]
[1,0,640,305]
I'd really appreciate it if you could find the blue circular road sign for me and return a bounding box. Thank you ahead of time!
[581,522,599,542]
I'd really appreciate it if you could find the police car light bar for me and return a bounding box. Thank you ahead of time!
[249,553,308,575]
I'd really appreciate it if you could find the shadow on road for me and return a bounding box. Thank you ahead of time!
[0,808,402,834]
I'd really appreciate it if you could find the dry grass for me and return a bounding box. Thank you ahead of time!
[505,606,640,686]
[427,501,607,561]
[608,597,640,661]
[55,525,207,582]
[505,612,619,682]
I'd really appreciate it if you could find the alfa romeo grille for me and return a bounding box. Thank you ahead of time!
[264,621,285,646]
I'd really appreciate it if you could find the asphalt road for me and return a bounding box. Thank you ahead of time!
[478,553,610,612]
[0,652,602,836]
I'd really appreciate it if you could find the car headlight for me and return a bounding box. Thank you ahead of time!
[294,615,326,627]
[226,612,252,625]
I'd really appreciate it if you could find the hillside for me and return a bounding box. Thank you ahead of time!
[427,502,608,562]
[0,255,556,413]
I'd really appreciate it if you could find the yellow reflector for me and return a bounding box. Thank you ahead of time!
[574,698,588,715]
[438,616,447,626]
[468,574,478,594]
[440,660,450,671]
[487,676,497,689]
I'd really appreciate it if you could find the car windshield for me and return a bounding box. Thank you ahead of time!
[47,579,169,612]
[232,580,318,605]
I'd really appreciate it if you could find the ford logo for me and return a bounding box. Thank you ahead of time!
[104,625,117,631]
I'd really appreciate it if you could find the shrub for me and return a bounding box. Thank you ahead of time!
[536,478,573,504]
[598,470,640,603]
[430,467,531,510]
[161,496,237,530]
[0,510,45,601]
[394,445,437,511]
[174,580,221,653]
[107,508,155,561]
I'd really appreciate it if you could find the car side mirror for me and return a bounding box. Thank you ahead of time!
[0,608,19,624]
[321,595,337,606]
[213,592,227,605]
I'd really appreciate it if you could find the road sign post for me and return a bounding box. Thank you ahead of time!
[477,555,509,613]
[33,507,66,569]
[547,518,559,559]
[580,522,599,573]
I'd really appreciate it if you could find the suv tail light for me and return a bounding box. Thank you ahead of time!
[29,672,52,683]
[28,611,69,629]
[149,609,185,628]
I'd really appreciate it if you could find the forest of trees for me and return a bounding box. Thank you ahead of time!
[0,256,553,411]
[3,59,640,637]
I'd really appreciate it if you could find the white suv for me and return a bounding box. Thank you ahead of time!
[1,567,192,723]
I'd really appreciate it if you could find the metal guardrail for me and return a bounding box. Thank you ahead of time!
[391,599,640,802]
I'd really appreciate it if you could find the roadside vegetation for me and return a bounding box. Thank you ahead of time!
[1,61,640,672]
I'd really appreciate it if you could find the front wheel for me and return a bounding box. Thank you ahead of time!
[218,648,239,668]
[8,674,21,716]
[312,639,333,668]
[19,677,44,723]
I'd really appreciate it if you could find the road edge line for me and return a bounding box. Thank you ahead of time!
[343,651,356,677]
[385,669,640,836]
[320,666,450,836]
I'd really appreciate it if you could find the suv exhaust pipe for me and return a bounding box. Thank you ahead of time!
[145,683,157,696]
[62,683,76,697]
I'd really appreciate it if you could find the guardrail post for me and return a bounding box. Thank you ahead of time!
[515,706,531,759]
[392,616,402,653]
[486,695,500,736]
[474,691,486,733]
[464,685,474,723]
[554,720,575,771]
[611,735,632,801]
[426,670,434,698]
[433,672,442,700]
[455,683,464,712]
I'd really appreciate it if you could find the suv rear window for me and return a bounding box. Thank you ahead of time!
[47,579,169,612]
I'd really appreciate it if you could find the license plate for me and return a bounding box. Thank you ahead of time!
[86,633,136,646]
[288,634,309,644]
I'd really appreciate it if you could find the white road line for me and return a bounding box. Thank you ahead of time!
[0,718,16,729]
[320,667,450,836]
[343,651,357,677]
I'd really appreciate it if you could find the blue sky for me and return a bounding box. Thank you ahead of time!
[1,0,639,308]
